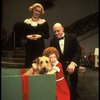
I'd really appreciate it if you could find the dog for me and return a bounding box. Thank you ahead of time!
[23,56,52,75]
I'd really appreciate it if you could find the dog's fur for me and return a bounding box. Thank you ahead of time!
[23,56,52,75]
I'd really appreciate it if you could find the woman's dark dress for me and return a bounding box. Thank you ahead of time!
[14,21,49,68]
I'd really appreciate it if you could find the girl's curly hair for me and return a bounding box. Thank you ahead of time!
[43,47,59,59]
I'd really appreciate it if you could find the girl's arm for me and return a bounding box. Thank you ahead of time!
[47,69,57,74]
[47,65,60,74]
[23,63,38,75]
[23,67,33,75]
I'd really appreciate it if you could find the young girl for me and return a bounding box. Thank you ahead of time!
[43,47,70,100]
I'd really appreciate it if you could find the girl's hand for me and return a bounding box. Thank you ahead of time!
[32,63,38,70]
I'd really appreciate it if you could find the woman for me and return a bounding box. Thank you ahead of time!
[14,3,49,68]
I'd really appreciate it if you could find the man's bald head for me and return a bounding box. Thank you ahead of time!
[53,23,63,29]
[52,23,64,39]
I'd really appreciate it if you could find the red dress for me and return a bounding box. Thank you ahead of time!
[53,62,70,100]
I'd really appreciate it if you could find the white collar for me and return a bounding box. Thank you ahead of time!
[61,33,65,37]
[52,60,59,66]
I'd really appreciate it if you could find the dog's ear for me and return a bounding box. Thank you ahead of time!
[35,57,40,64]
[32,58,37,63]
[32,57,40,64]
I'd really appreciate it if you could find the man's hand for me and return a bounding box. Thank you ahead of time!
[66,62,76,74]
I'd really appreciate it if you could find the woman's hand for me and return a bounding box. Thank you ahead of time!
[34,34,42,40]
[26,34,42,40]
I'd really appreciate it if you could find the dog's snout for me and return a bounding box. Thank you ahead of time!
[42,67,46,71]
[39,67,47,74]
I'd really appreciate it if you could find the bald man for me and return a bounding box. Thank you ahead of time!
[50,23,82,100]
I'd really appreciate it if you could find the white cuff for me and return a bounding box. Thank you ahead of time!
[71,62,77,67]
[53,66,60,72]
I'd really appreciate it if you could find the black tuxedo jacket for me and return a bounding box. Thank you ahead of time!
[50,33,82,67]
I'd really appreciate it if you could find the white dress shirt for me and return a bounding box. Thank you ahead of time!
[59,34,65,54]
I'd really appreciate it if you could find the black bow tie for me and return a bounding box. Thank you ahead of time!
[58,36,65,40]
